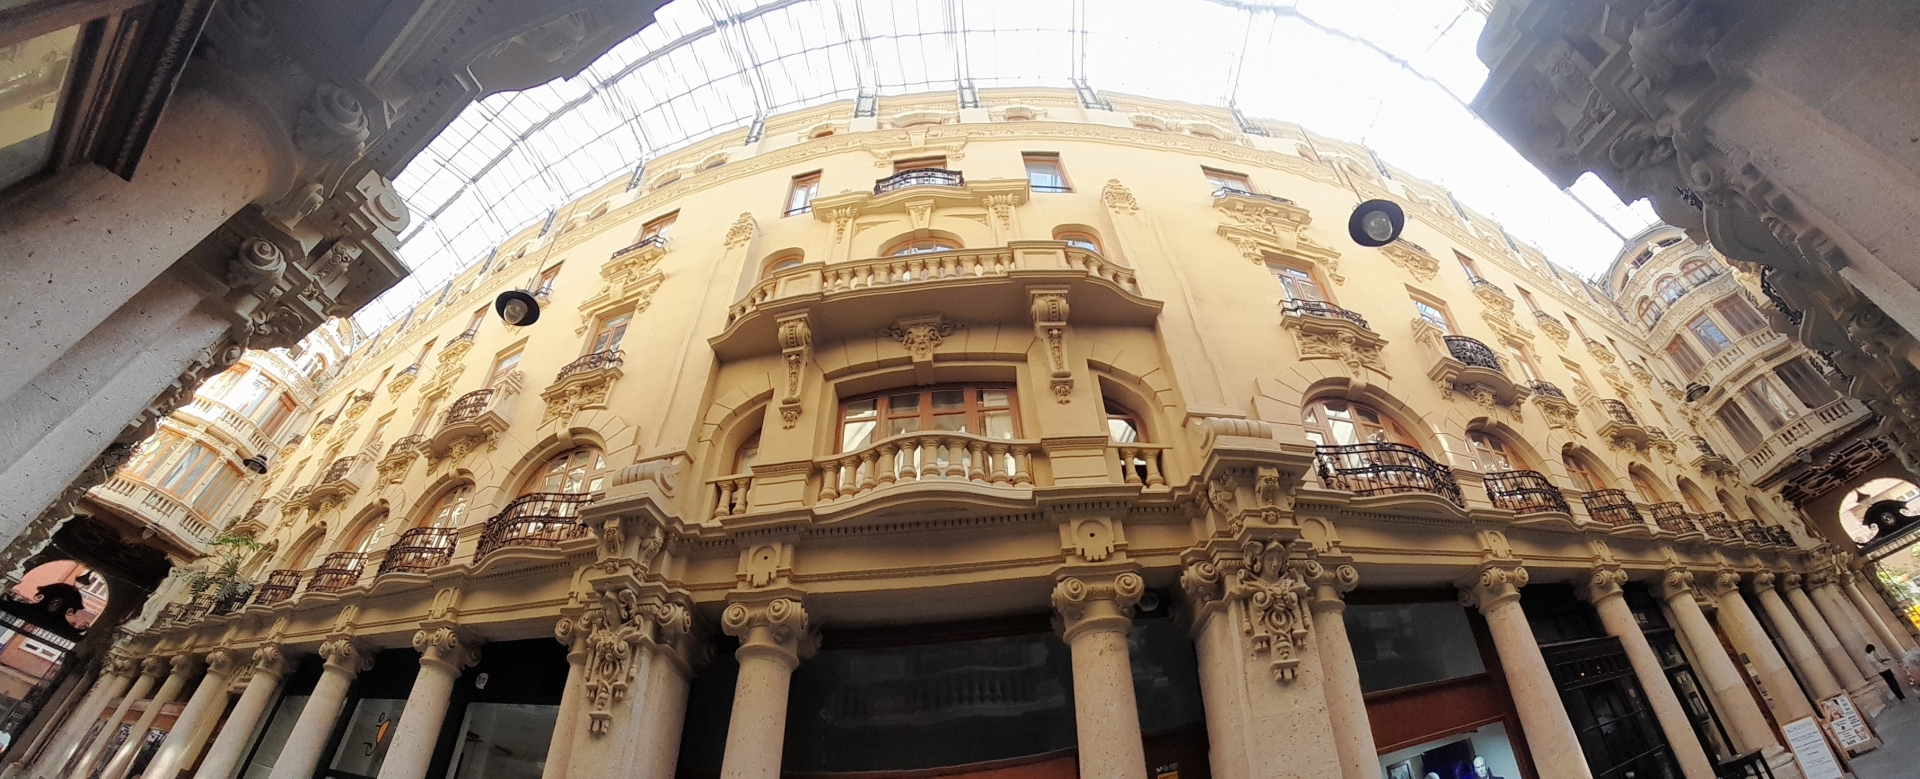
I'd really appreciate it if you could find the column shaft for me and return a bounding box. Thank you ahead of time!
[194,649,287,779]
[1067,623,1148,779]
[27,670,129,778]
[718,596,812,779]
[1312,602,1376,779]
[1711,581,1812,723]
[1843,578,1909,658]
[144,655,238,779]
[539,649,585,779]
[68,670,159,779]
[1589,585,1717,779]
[1786,585,1868,690]
[99,664,195,779]
[1663,588,1778,754]
[1481,596,1591,779]
[1857,578,1920,652]
[630,652,694,779]
[377,630,477,779]
[1755,586,1842,700]
[268,642,367,779]
[1811,584,1880,679]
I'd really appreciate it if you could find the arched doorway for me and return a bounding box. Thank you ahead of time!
[0,561,107,740]
[1840,479,1920,633]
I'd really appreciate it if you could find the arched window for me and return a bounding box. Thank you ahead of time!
[885,237,960,257]
[1629,468,1667,504]
[1681,259,1717,286]
[1300,399,1410,447]
[1655,277,1686,304]
[734,433,760,474]
[1563,452,1606,493]
[763,253,805,277]
[341,512,388,554]
[1055,231,1100,253]
[523,448,606,496]
[1466,430,1518,472]
[700,157,725,171]
[1104,400,1144,443]
[1677,480,1712,513]
[1636,299,1660,329]
[810,126,835,139]
[425,485,471,528]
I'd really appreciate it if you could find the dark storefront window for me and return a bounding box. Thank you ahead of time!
[242,654,324,779]
[323,648,420,779]
[1527,585,1680,779]
[1344,601,1487,693]
[435,639,568,779]
[1624,584,1735,763]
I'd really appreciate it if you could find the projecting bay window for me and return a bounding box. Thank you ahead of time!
[1773,358,1838,408]
[191,465,244,516]
[1665,336,1706,377]
[1714,403,1766,453]
[1736,377,1800,430]
[1686,314,1732,355]
[1712,296,1767,336]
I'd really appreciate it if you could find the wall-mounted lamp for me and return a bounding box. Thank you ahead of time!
[495,290,542,327]
[242,453,270,474]
[1348,199,1405,247]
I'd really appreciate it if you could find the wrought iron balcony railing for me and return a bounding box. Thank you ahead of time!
[1766,526,1795,547]
[1647,502,1694,534]
[1580,489,1644,528]
[1314,442,1462,506]
[612,233,669,260]
[1470,277,1505,295]
[308,552,370,593]
[1697,512,1737,542]
[210,585,254,616]
[874,168,964,195]
[477,492,595,559]
[1484,470,1569,514]
[556,350,624,383]
[321,456,356,483]
[1599,399,1637,426]
[1527,380,1566,402]
[252,569,303,606]
[444,388,495,426]
[387,434,425,457]
[1213,187,1294,205]
[379,527,459,575]
[1736,518,1769,544]
[1282,300,1370,329]
[1442,335,1503,373]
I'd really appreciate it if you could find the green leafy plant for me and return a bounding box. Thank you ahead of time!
[179,533,264,603]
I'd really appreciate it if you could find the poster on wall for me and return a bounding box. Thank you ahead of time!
[1780,717,1844,779]
[1818,694,1875,752]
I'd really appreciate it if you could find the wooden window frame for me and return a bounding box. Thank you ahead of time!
[786,172,821,216]
[1269,259,1329,303]
[1665,336,1706,377]
[1054,230,1101,253]
[588,311,631,355]
[892,156,948,173]
[884,236,961,257]
[521,447,607,496]
[1686,314,1733,354]
[1023,153,1070,193]
[837,384,1021,453]
[1711,296,1767,336]
[641,211,678,239]
[1301,398,1413,448]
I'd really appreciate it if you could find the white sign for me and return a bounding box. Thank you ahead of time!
[1781,717,1844,779]
[1818,694,1874,752]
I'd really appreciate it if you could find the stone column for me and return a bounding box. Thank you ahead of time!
[142,649,241,779]
[65,657,162,779]
[1809,574,1882,681]
[1055,571,1149,779]
[377,629,480,779]
[1751,573,1843,702]
[194,646,289,779]
[559,589,700,779]
[542,628,587,779]
[718,596,814,779]
[99,653,201,779]
[1460,563,1592,779]
[1658,569,1785,762]
[26,654,135,779]
[1582,567,1717,779]
[268,639,372,779]
[1305,557,1376,779]
[1784,575,1870,693]
[1841,571,1910,658]
[1707,570,1813,723]
[1857,573,1920,651]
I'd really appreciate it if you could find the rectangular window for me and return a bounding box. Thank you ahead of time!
[892,156,947,173]
[1713,296,1768,336]
[230,372,277,417]
[366,414,393,447]
[158,444,216,495]
[410,399,438,436]
[1666,336,1706,377]
[192,464,244,516]
[1343,601,1487,693]
[1738,378,1800,430]
[1267,262,1324,302]
[1023,153,1069,193]
[1515,287,1540,313]
[1412,299,1452,333]
[590,313,631,354]
[785,172,821,216]
[641,212,677,240]
[132,432,185,479]
[1687,314,1733,354]
[1202,167,1252,194]
[466,306,487,333]
[1455,251,1483,282]
[258,394,297,437]
[1563,361,1593,395]
[1773,358,1839,408]
[1504,343,1540,383]
[838,386,1018,452]
[417,338,439,363]
[534,265,561,298]
[1715,403,1766,452]
[487,350,523,387]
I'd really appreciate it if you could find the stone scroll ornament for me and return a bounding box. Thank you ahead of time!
[558,588,691,735]
[1182,539,1313,683]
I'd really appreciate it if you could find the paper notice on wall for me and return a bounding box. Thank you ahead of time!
[1781,717,1844,779]
[1819,694,1875,752]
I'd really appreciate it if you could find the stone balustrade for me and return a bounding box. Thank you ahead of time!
[814,432,1038,504]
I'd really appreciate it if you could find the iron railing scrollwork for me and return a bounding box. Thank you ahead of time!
[556,350,624,383]
[1647,502,1693,534]
[1580,490,1644,528]
[1314,442,1462,506]
[387,434,425,456]
[321,456,356,483]
[253,569,303,606]
[1694,512,1735,541]
[308,552,370,592]
[1527,380,1566,401]
[874,169,964,195]
[1599,399,1637,425]
[1442,335,1503,373]
[1484,470,1568,514]
[210,585,254,616]
[1213,187,1293,205]
[444,388,495,426]
[612,233,669,260]
[1281,300,1370,329]
[477,492,596,559]
[1735,518,1768,544]
[379,527,459,575]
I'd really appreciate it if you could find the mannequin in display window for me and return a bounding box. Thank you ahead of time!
[1471,757,1506,779]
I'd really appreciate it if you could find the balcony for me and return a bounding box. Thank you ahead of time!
[1532,310,1570,344]
[1737,398,1872,481]
[377,434,425,483]
[1484,470,1569,514]
[541,350,625,426]
[430,379,523,456]
[1688,436,1740,477]
[1644,427,1678,460]
[813,432,1039,507]
[1111,443,1169,488]
[1765,525,1796,547]
[714,242,1159,362]
[1736,518,1770,545]
[1580,490,1647,531]
[1696,328,1791,389]
[1647,502,1698,536]
[477,492,595,559]
[1314,442,1462,506]
[387,363,421,394]
[1594,399,1648,451]
[182,397,277,458]
[306,454,366,504]
[611,233,669,261]
[1527,380,1566,402]
[874,168,964,195]
[1281,301,1385,375]
[1282,300,1368,329]
[252,570,303,606]
[1696,512,1738,543]
[91,476,219,548]
[307,552,370,593]
[379,527,458,575]
[1415,332,1528,409]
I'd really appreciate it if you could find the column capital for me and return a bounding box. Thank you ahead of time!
[204,648,243,678]
[1783,572,1805,590]
[1705,569,1744,598]
[722,595,816,670]
[1459,563,1529,612]
[251,644,289,678]
[168,652,205,678]
[1580,565,1630,605]
[412,627,481,674]
[1299,553,1360,614]
[318,637,374,675]
[1752,570,1778,593]
[1658,567,1696,601]
[1806,568,1835,588]
[139,655,171,678]
[104,650,140,677]
[1054,570,1145,642]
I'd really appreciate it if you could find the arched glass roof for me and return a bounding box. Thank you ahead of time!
[366,0,1658,326]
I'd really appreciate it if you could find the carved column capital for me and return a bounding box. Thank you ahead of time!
[1751,570,1778,593]
[1658,567,1696,601]
[1782,572,1805,590]
[104,650,140,677]
[1805,569,1834,588]
[251,644,288,678]
[722,596,815,670]
[204,649,242,679]
[569,585,697,735]
[1053,571,1144,642]
[168,653,205,678]
[317,638,373,675]
[1460,563,1529,612]
[1183,538,1316,682]
[1704,569,1743,598]
[1298,554,1360,614]
[1581,565,1631,605]
[140,655,171,678]
[412,627,480,673]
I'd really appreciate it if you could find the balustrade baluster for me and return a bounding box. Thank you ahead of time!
[715,482,732,516]
[1144,450,1165,486]
[858,452,877,492]
[879,444,900,485]
[1120,448,1142,485]
[1012,446,1033,486]
[989,444,1010,485]
[968,442,988,483]
[819,462,840,501]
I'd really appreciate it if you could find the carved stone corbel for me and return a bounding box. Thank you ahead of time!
[1029,287,1073,403]
[1101,180,1139,214]
[776,313,811,428]
[558,586,693,734]
[1182,539,1313,683]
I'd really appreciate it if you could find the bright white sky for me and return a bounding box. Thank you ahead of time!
[362,0,1659,329]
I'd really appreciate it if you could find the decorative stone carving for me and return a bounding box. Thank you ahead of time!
[738,543,794,589]
[413,627,480,672]
[777,313,812,428]
[721,597,816,663]
[204,649,241,678]
[1459,563,1530,611]
[252,644,288,676]
[885,315,958,364]
[1029,288,1073,402]
[1100,179,1138,213]
[1377,241,1440,282]
[983,194,1017,231]
[1585,565,1630,602]
[723,212,757,249]
[1283,313,1387,379]
[557,587,692,734]
[1182,540,1312,682]
[1053,571,1146,630]
[1535,313,1571,347]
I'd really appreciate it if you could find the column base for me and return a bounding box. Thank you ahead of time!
[1849,682,1890,718]
[1761,745,1804,779]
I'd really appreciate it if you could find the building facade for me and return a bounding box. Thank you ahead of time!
[15,89,1920,779]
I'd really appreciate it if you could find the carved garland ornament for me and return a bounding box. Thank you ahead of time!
[1029,289,1073,402]
[777,313,812,428]
[1182,539,1312,682]
[557,588,692,734]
